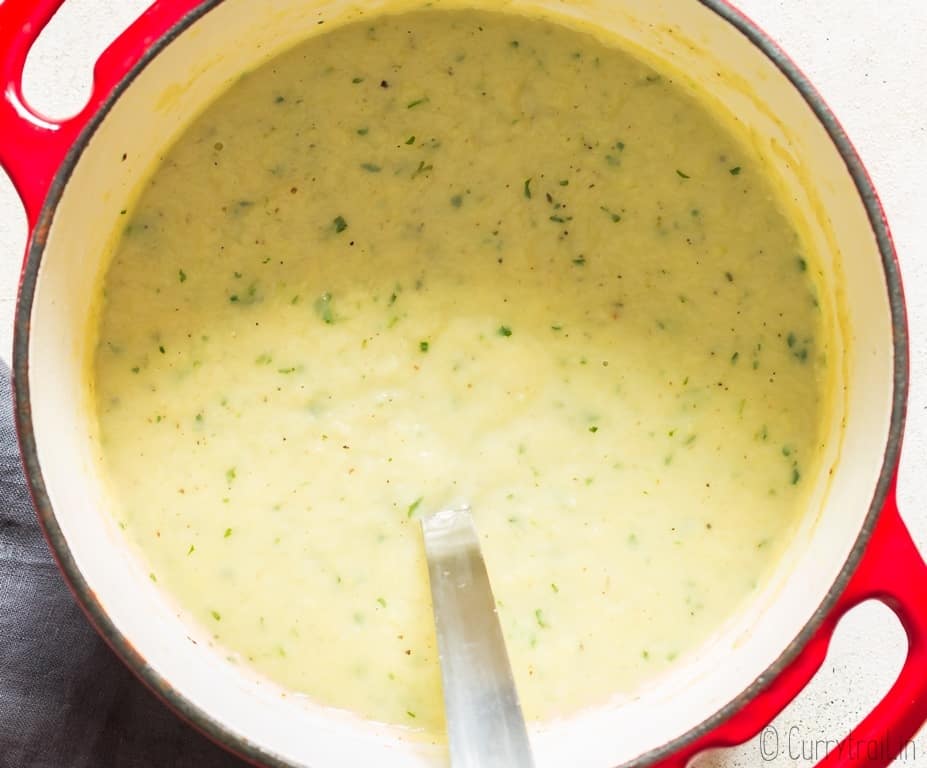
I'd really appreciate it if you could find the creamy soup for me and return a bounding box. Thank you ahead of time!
[91,8,831,739]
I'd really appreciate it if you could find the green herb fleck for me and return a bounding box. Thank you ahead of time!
[450,194,463,208]
[497,325,512,337]
[225,467,237,483]
[255,353,272,365]
[131,366,140,374]
[405,135,415,145]
[558,179,569,186]
[676,169,690,179]
[729,166,742,175]
[224,527,233,538]
[731,351,739,364]
[572,256,586,266]
[797,257,807,272]
[406,711,417,719]
[411,160,433,178]
[377,597,387,608]
[534,609,549,628]
[356,127,369,136]
[419,340,430,352]
[332,215,348,233]
[315,292,335,324]
[178,269,187,283]
[158,345,166,354]
[791,466,801,485]
[149,572,157,582]
[600,206,621,223]
[407,97,430,109]
[360,162,382,173]
[589,425,599,433]
[210,610,221,621]
[523,178,532,199]
[407,496,424,518]
[187,545,195,556]
[352,76,364,84]
[551,583,559,593]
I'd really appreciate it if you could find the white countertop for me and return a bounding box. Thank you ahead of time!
[0,1,924,765]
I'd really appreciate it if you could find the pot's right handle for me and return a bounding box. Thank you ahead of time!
[811,482,927,767]
[663,475,927,767]
[0,0,201,229]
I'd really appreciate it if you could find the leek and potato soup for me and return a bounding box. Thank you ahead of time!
[91,8,831,739]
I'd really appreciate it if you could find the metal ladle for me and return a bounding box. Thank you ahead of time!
[420,506,536,768]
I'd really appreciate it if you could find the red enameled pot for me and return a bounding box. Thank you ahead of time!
[1,1,926,766]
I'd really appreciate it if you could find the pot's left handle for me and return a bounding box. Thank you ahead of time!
[0,0,78,229]
[0,0,200,229]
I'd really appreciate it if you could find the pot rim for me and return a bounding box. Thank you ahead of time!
[10,1,909,766]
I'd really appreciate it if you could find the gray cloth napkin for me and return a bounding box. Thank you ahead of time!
[0,363,246,767]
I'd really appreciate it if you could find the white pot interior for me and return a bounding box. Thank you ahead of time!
[23,0,895,766]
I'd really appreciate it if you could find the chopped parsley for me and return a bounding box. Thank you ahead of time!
[315,292,335,324]
[407,496,424,518]
[600,206,621,223]
[411,160,433,178]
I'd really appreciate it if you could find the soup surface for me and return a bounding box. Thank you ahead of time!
[92,8,830,738]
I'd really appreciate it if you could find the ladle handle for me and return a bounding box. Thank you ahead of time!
[421,507,535,768]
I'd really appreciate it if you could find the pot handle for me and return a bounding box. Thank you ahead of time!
[659,474,927,767]
[809,483,927,767]
[0,0,201,228]
[0,0,76,228]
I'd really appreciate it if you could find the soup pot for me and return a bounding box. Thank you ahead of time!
[2,0,926,766]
